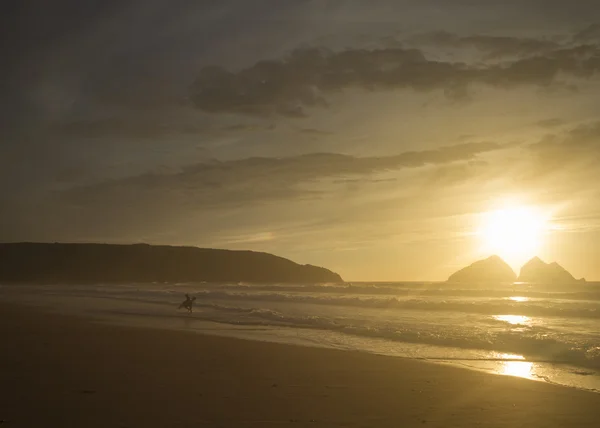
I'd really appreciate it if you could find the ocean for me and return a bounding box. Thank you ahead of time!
[2,280,599,393]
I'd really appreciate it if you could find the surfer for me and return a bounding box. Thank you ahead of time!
[178,293,196,313]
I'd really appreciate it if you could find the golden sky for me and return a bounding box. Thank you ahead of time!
[1,1,600,280]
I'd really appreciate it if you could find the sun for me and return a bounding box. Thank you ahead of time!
[478,204,549,265]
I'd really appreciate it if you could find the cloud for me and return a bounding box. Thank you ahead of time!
[190,42,600,116]
[469,121,600,195]
[425,160,492,186]
[534,120,600,150]
[49,116,213,139]
[536,118,567,128]
[439,122,600,193]
[298,128,334,136]
[222,123,276,132]
[446,122,600,199]
[573,24,600,43]
[529,121,600,165]
[409,32,560,59]
[62,141,505,209]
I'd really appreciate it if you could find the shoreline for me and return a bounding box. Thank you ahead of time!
[2,302,600,427]
[2,290,600,394]
[98,312,600,394]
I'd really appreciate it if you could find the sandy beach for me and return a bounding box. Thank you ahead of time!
[1,302,599,428]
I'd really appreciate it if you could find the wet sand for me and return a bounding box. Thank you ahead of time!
[1,302,599,427]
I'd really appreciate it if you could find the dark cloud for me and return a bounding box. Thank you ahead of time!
[362,121,600,198]
[426,160,491,186]
[20,140,501,242]
[421,121,600,194]
[485,44,600,85]
[48,116,212,139]
[492,121,600,191]
[298,128,334,136]
[574,24,600,43]
[409,32,560,59]
[190,43,600,116]
[0,0,303,140]
[530,121,600,164]
[222,123,276,132]
[536,118,567,128]
[62,141,504,209]
[0,1,129,133]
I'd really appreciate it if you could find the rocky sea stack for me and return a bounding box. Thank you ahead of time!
[447,255,517,283]
[517,257,584,284]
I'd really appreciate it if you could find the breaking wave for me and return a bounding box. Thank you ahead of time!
[184,301,600,370]
[2,281,599,376]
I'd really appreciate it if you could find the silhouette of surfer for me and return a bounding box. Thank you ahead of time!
[178,293,196,313]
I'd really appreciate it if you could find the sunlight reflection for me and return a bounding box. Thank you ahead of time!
[508,296,529,302]
[500,361,534,379]
[493,315,531,325]
[496,353,525,361]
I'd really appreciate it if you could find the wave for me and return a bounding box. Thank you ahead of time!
[185,302,600,370]
[25,285,600,320]
[3,283,599,372]
[15,280,600,301]
[194,282,600,302]
[194,290,600,319]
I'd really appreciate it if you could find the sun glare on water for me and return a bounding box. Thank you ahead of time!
[508,296,529,302]
[501,361,535,379]
[493,315,531,325]
[494,353,535,380]
[478,204,550,266]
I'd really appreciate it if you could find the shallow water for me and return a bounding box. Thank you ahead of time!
[1,281,599,392]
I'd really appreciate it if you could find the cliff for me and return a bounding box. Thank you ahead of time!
[0,243,343,284]
[517,257,583,284]
[448,255,517,283]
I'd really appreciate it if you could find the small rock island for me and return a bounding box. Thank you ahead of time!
[0,242,344,284]
[447,255,517,283]
[517,256,585,284]
[448,255,585,284]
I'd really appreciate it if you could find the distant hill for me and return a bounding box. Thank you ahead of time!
[517,257,584,284]
[0,243,343,284]
[448,255,517,283]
